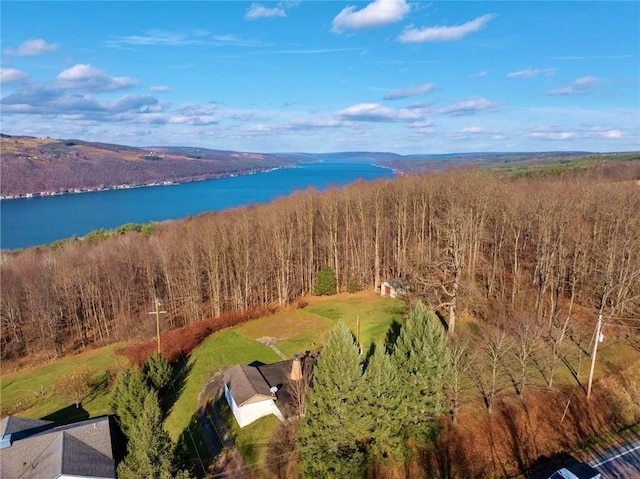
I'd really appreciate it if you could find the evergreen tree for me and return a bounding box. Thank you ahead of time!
[297,323,367,478]
[117,391,175,479]
[392,302,451,441]
[313,266,337,296]
[362,346,406,463]
[144,352,173,392]
[110,368,151,436]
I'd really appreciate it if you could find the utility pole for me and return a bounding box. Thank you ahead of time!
[586,314,603,400]
[149,298,167,354]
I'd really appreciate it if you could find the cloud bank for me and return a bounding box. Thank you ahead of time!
[4,38,59,56]
[397,13,496,43]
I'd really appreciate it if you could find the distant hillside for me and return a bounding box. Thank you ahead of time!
[0,135,307,197]
[380,150,640,179]
[2,134,637,197]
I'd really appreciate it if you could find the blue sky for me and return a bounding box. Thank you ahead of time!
[1,1,638,154]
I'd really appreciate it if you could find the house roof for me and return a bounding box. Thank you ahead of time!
[385,279,407,291]
[0,415,116,479]
[224,364,275,407]
[0,416,52,437]
[225,357,316,413]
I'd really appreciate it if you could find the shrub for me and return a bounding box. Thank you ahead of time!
[347,279,362,294]
[314,266,337,296]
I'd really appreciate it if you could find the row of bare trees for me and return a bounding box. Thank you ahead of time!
[2,171,639,363]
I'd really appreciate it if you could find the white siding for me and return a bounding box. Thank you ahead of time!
[224,384,284,428]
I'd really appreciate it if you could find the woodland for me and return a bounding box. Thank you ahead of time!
[2,166,639,363]
[2,163,640,477]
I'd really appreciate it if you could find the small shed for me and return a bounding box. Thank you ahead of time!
[223,365,285,428]
[381,279,406,298]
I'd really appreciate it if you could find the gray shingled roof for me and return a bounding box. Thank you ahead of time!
[224,364,274,406]
[0,415,116,479]
[0,416,52,437]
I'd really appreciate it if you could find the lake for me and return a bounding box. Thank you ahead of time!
[0,161,394,250]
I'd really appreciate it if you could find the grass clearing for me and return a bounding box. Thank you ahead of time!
[0,343,126,422]
[218,397,279,472]
[164,329,280,441]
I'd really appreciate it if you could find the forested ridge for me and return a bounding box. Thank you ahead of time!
[0,134,305,197]
[1,169,639,365]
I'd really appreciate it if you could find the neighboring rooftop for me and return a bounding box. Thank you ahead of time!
[0,415,116,479]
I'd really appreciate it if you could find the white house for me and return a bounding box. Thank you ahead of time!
[223,364,285,428]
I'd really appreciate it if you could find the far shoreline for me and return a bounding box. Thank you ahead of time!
[0,164,297,201]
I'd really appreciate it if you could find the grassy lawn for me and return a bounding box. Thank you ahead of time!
[164,329,280,441]
[218,397,280,473]
[165,291,406,471]
[0,343,126,422]
[254,291,407,357]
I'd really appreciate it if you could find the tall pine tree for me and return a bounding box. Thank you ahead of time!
[144,352,173,392]
[392,302,451,441]
[116,391,176,479]
[297,323,367,478]
[362,346,406,463]
[110,368,151,437]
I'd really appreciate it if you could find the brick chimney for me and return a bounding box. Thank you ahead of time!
[290,355,302,381]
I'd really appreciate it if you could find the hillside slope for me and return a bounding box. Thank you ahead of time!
[0,134,306,197]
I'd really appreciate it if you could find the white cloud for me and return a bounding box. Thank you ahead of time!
[107,30,270,48]
[4,38,59,56]
[507,68,555,79]
[57,64,137,92]
[168,115,218,126]
[461,126,485,134]
[472,71,488,78]
[383,83,436,100]
[528,128,576,140]
[245,3,286,20]
[108,31,198,47]
[288,118,344,130]
[150,85,171,92]
[546,76,600,95]
[397,13,496,43]
[0,68,29,85]
[332,0,411,33]
[441,97,498,116]
[587,127,624,139]
[336,102,422,122]
[1,85,159,119]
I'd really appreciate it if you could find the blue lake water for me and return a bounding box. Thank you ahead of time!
[0,161,394,250]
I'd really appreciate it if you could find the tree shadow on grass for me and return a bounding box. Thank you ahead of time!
[41,403,89,425]
[384,320,402,354]
[162,354,193,418]
[176,410,211,478]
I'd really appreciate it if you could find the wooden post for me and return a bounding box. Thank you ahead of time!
[149,298,167,354]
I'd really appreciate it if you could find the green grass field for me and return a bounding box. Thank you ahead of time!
[0,343,126,422]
